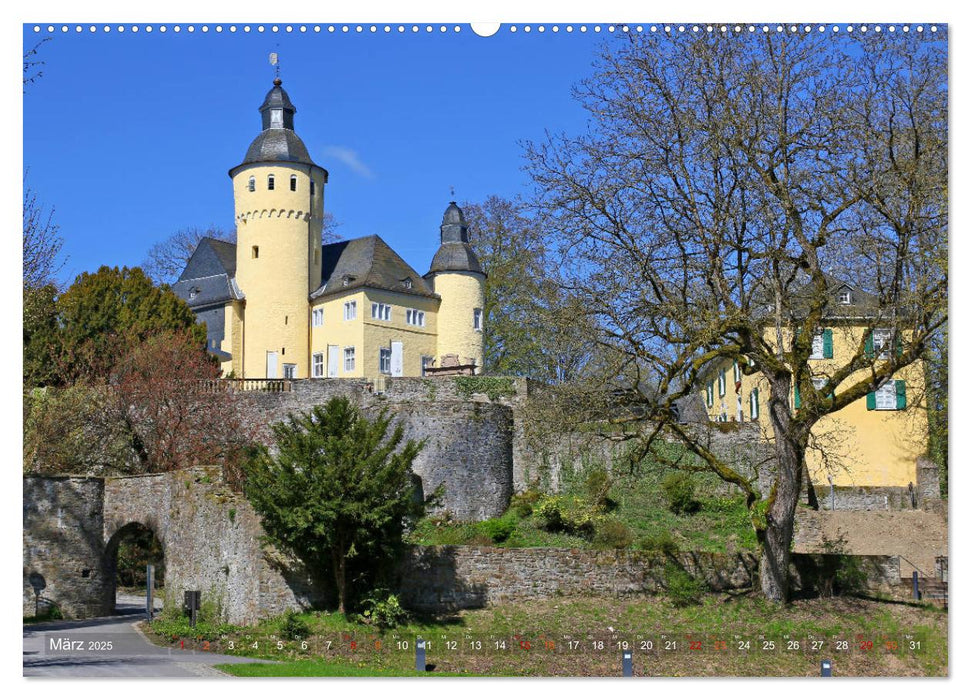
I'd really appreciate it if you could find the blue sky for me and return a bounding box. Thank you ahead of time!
[23,24,614,285]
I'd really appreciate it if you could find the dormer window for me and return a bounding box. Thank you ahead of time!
[189,287,199,300]
[290,175,298,192]
[402,277,413,289]
[270,108,284,128]
[267,174,275,191]
[248,176,255,192]
[838,290,852,305]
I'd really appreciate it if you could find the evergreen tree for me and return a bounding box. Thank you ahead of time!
[54,266,205,383]
[243,397,424,614]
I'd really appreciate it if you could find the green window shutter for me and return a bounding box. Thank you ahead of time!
[822,329,833,359]
[866,391,876,410]
[752,388,759,419]
[706,382,713,407]
[864,331,874,359]
[794,384,801,409]
[895,380,907,410]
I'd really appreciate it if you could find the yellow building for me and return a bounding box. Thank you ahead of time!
[699,281,928,489]
[173,78,485,380]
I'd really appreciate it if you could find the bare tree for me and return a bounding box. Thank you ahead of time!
[23,38,50,93]
[462,196,597,382]
[23,177,64,290]
[527,31,946,601]
[142,225,236,284]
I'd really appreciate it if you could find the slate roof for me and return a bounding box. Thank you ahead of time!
[311,235,440,301]
[172,238,240,310]
[427,242,483,275]
[753,274,881,321]
[426,201,484,276]
[230,79,324,175]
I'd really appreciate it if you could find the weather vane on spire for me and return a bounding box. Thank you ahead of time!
[269,49,281,81]
[450,185,455,198]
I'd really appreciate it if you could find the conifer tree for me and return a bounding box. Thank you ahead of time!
[243,397,424,614]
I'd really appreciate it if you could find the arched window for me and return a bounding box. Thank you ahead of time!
[248,176,255,192]
[267,174,275,191]
[290,175,298,192]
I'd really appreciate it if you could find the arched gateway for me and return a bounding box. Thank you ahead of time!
[23,468,323,625]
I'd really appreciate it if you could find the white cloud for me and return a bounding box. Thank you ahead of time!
[321,146,375,179]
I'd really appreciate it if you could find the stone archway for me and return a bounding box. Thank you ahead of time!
[24,468,325,624]
[103,521,165,614]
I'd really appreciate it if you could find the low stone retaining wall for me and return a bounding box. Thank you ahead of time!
[396,546,900,612]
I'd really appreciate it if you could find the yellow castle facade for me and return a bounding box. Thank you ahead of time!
[699,283,928,489]
[174,78,485,380]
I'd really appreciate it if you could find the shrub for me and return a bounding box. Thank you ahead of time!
[662,472,700,515]
[509,488,543,518]
[476,514,517,544]
[534,495,599,537]
[280,610,311,640]
[593,519,633,549]
[636,530,680,556]
[357,590,409,630]
[583,466,613,508]
[663,563,707,607]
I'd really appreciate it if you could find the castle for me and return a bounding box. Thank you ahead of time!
[173,78,485,380]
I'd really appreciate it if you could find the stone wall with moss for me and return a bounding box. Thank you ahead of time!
[24,470,326,625]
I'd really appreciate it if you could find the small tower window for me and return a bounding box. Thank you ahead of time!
[267,174,275,191]
[252,245,259,259]
[248,176,255,192]
[310,180,316,196]
[270,108,284,128]
[290,175,298,192]
[473,308,483,331]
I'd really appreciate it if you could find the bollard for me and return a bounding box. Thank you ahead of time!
[184,590,201,627]
[415,637,426,672]
[146,565,155,622]
[912,571,921,600]
[821,660,832,677]
[622,650,633,677]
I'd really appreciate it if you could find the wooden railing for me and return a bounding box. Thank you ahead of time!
[199,378,293,393]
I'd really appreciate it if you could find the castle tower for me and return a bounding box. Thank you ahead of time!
[426,202,486,371]
[229,78,328,378]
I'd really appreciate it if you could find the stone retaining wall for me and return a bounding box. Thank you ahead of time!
[396,546,900,612]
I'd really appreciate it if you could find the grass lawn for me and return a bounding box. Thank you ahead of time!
[407,465,758,554]
[220,660,470,677]
[151,593,947,677]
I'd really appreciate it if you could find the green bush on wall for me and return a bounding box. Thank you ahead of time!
[534,495,600,537]
[661,472,700,515]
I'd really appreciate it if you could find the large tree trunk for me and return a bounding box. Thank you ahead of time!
[332,549,347,615]
[760,378,809,602]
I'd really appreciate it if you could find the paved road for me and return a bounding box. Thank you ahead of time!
[23,595,268,678]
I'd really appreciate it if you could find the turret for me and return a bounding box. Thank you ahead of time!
[229,78,328,378]
[425,202,486,371]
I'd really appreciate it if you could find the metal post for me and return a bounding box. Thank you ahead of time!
[146,565,155,622]
[415,637,426,672]
[821,660,832,677]
[912,571,921,600]
[622,650,633,677]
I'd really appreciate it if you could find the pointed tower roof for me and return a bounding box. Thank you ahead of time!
[230,78,325,176]
[427,202,484,276]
